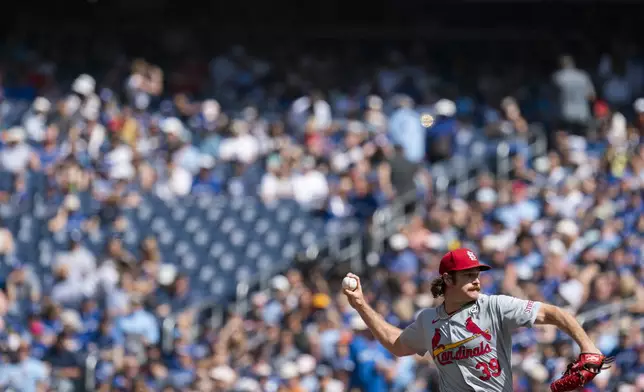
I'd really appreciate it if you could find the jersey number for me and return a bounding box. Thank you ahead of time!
[475,359,501,381]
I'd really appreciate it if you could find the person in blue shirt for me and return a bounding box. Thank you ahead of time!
[348,316,395,392]
[619,190,642,233]
[495,181,540,229]
[390,355,417,392]
[510,232,544,272]
[115,296,159,345]
[153,275,196,316]
[27,315,51,360]
[388,96,425,163]
[167,345,197,388]
[191,156,222,194]
[40,301,64,337]
[426,105,459,164]
[38,125,63,173]
[86,316,124,354]
[349,176,379,221]
[0,339,50,392]
[77,297,101,347]
[381,234,420,278]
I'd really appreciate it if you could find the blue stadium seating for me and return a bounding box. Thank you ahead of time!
[5,183,345,303]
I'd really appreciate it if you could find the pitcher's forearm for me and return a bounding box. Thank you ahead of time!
[540,304,597,352]
[356,303,403,352]
[557,311,596,351]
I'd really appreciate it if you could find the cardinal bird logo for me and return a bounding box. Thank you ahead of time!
[432,329,442,352]
[465,317,491,341]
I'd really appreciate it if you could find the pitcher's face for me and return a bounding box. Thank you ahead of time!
[449,268,482,301]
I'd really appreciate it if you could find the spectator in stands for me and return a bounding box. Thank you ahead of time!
[388,95,425,163]
[5,263,41,315]
[426,99,458,163]
[23,97,51,143]
[348,315,394,392]
[0,336,50,392]
[219,120,261,165]
[1,126,40,174]
[292,156,329,210]
[260,155,294,203]
[378,142,421,203]
[154,274,195,316]
[326,175,355,220]
[382,233,419,279]
[45,330,85,391]
[553,55,596,135]
[157,157,193,199]
[349,176,379,221]
[116,295,159,345]
[191,155,221,194]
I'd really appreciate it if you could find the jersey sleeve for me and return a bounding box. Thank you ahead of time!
[399,310,429,356]
[491,295,541,332]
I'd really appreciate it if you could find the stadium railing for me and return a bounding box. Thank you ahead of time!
[84,355,98,392]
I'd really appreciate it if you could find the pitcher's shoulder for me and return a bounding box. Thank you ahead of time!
[415,307,439,324]
[478,293,521,306]
[475,293,516,312]
[476,294,496,309]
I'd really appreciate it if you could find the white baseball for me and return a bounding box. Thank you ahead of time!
[342,276,358,291]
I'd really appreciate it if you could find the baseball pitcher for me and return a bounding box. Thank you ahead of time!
[342,248,613,392]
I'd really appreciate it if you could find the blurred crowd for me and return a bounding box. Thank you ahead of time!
[0,28,642,392]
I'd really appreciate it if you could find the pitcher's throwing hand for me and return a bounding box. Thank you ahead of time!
[342,273,365,309]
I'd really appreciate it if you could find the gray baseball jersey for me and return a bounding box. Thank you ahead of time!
[400,294,541,392]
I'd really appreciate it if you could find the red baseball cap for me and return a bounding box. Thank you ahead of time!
[29,320,44,336]
[439,248,491,275]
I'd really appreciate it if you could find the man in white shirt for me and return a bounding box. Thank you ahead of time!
[330,121,366,173]
[290,91,332,132]
[259,156,293,203]
[105,137,135,181]
[22,97,51,143]
[162,117,202,175]
[218,120,260,164]
[292,156,329,210]
[54,231,97,282]
[0,127,39,174]
[156,160,192,200]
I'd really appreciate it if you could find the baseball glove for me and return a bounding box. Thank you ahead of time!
[550,353,615,392]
